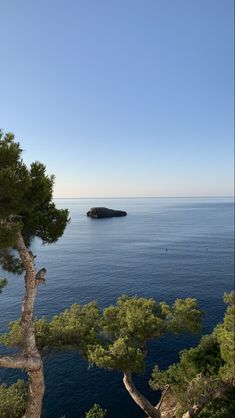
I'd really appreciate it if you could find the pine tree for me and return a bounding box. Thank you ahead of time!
[86,295,203,418]
[0,294,203,418]
[150,292,235,417]
[0,130,69,418]
[2,291,233,417]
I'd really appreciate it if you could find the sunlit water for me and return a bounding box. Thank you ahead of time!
[0,197,234,417]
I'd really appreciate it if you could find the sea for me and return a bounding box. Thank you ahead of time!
[0,197,234,418]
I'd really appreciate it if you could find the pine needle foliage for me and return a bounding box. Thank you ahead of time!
[0,130,70,272]
[87,295,203,374]
[0,302,100,353]
[0,295,203,372]
[0,380,27,418]
[150,292,235,417]
[86,404,106,418]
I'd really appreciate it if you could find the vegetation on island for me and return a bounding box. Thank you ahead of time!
[0,131,234,418]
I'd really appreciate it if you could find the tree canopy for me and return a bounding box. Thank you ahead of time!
[0,294,203,418]
[0,292,233,417]
[0,301,100,353]
[0,130,69,273]
[87,295,203,374]
[150,292,235,417]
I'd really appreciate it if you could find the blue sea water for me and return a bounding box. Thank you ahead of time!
[0,197,234,418]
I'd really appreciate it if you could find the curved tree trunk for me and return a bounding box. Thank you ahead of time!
[123,371,161,418]
[16,232,45,418]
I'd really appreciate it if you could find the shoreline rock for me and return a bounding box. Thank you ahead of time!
[87,207,127,219]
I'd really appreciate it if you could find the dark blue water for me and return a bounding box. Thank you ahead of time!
[0,197,234,417]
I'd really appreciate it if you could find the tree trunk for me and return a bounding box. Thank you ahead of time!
[123,371,161,418]
[16,232,45,418]
[23,368,44,418]
[181,382,231,418]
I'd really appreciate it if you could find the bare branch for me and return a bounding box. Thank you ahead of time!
[156,384,170,410]
[0,354,41,371]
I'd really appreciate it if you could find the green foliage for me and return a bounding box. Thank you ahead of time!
[101,295,166,343]
[166,297,203,334]
[0,222,22,248]
[0,380,27,418]
[38,302,100,351]
[150,335,223,402]
[87,295,202,374]
[0,130,70,271]
[214,292,235,383]
[198,387,235,417]
[0,319,22,347]
[0,302,100,353]
[0,249,23,274]
[150,292,235,416]
[87,337,145,373]
[86,403,106,418]
[0,278,7,294]
[199,392,235,417]
[0,295,202,375]
[0,131,30,220]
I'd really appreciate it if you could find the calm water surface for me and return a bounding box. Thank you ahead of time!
[0,197,234,417]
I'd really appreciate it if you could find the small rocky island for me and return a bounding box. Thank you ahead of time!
[87,207,127,219]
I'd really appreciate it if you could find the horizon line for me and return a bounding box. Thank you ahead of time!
[53,195,234,199]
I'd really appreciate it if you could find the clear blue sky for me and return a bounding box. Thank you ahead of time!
[1,0,234,197]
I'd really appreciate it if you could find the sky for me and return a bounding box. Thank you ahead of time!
[0,0,234,197]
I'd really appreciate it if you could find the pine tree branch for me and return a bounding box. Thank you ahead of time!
[0,354,41,370]
[156,384,170,410]
[182,382,231,418]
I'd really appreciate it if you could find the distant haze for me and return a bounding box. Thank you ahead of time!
[1,0,234,197]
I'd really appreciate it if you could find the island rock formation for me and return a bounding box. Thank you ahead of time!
[87,207,127,219]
